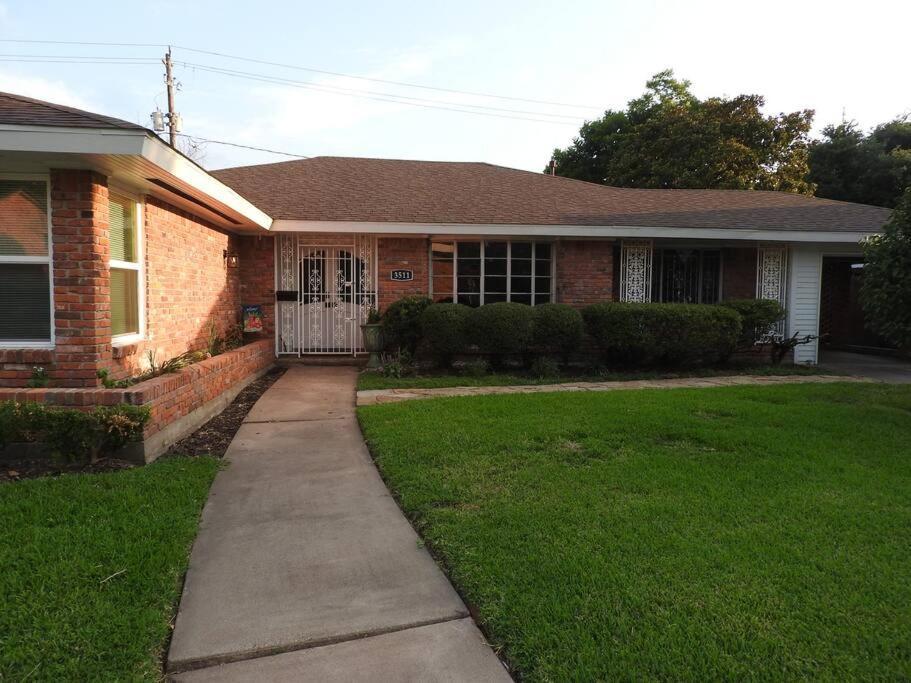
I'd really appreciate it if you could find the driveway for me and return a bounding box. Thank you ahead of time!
[819,350,911,384]
[167,366,509,681]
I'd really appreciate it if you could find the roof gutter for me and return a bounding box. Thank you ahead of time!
[270,219,875,244]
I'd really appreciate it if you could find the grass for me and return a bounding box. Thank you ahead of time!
[357,362,828,391]
[0,456,219,681]
[358,383,911,680]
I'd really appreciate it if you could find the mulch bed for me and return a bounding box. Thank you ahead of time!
[165,366,285,458]
[1,366,286,483]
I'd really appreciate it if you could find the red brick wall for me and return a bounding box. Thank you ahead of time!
[108,197,244,379]
[555,240,614,306]
[51,170,111,387]
[722,247,757,300]
[377,237,429,309]
[238,234,275,338]
[0,339,274,460]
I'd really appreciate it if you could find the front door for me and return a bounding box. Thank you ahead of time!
[298,243,377,354]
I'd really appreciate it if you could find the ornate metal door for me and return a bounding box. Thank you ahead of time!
[296,238,376,354]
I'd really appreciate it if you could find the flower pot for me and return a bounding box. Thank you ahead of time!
[360,323,383,368]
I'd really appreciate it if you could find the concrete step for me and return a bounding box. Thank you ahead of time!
[277,355,368,367]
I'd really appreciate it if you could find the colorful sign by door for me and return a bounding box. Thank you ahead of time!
[242,305,264,333]
[390,269,414,281]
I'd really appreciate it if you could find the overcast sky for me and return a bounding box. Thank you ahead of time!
[0,0,907,172]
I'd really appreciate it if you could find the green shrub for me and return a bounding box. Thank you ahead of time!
[381,296,432,354]
[530,356,561,379]
[459,358,490,377]
[420,303,472,367]
[467,303,535,363]
[0,401,150,463]
[721,299,786,347]
[582,302,742,367]
[532,304,584,358]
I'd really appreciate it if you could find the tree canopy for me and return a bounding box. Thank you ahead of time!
[548,71,815,194]
[861,188,911,348]
[808,119,911,208]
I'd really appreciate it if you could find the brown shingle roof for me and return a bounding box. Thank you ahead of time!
[0,91,145,130]
[212,156,891,232]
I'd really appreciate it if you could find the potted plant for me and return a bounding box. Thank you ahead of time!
[361,307,383,368]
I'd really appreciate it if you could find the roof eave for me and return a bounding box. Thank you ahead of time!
[270,219,877,243]
[0,124,272,231]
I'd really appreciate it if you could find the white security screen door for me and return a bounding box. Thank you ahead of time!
[298,241,376,354]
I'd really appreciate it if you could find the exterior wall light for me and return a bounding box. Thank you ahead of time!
[223,250,239,268]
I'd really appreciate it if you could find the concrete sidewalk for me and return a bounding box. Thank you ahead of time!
[167,366,509,681]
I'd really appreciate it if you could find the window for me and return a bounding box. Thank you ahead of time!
[430,241,553,306]
[109,194,143,340]
[654,248,721,303]
[0,177,52,345]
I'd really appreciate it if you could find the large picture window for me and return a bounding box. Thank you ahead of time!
[109,194,143,340]
[653,248,721,304]
[0,176,52,345]
[431,240,552,306]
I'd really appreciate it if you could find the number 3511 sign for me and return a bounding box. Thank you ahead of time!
[390,269,414,281]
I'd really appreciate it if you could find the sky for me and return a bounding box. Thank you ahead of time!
[0,0,908,172]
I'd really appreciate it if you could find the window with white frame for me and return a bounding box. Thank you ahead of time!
[0,176,52,345]
[108,193,143,340]
[430,240,553,306]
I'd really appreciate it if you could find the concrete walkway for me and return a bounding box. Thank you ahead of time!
[167,366,509,681]
[357,372,869,406]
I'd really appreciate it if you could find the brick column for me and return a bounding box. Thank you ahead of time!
[238,234,276,338]
[50,169,110,387]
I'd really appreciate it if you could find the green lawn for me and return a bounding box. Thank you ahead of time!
[0,457,219,680]
[357,363,827,391]
[358,383,911,680]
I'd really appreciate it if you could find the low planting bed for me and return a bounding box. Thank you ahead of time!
[0,456,219,680]
[359,383,911,679]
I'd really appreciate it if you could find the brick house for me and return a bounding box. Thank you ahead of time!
[0,92,893,398]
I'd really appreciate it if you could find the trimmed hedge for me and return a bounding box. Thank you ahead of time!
[381,296,432,354]
[721,299,786,347]
[0,401,150,463]
[420,303,472,367]
[533,303,584,358]
[583,302,742,367]
[467,303,535,362]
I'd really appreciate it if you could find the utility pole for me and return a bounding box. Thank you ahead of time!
[163,47,178,147]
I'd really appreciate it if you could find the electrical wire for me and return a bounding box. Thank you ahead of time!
[0,38,602,111]
[174,133,310,158]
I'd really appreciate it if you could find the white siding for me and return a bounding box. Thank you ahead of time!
[787,246,823,364]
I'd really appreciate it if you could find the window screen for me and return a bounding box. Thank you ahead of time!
[0,264,51,340]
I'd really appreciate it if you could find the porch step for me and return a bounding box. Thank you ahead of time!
[277,355,368,367]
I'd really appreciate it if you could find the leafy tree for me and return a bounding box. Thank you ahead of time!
[861,188,911,348]
[548,70,815,194]
[808,118,911,208]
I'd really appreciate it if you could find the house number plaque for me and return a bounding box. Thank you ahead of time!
[390,269,414,281]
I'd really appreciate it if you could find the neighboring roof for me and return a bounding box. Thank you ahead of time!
[213,156,891,233]
[0,91,146,131]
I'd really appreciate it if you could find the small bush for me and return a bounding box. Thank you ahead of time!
[721,299,786,347]
[530,356,561,379]
[0,401,150,463]
[420,303,472,367]
[467,303,535,363]
[380,350,414,378]
[382,296,432,354]
[583,302,742,367]
[532,304,584,359]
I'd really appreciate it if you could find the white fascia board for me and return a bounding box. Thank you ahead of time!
[0,123,146,155]
[0,124,272,230]
[139,135,272,230]
[271,219,874,244]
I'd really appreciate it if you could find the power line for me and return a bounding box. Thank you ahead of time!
[175,133,310,158]
[0,38,603,112]
[177,61,580,126]
[177,60,583,122]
